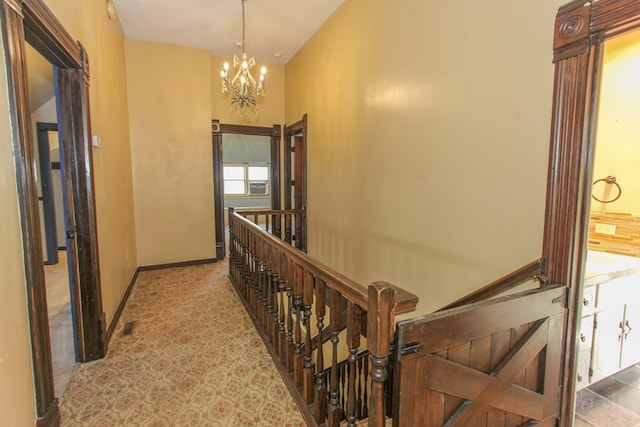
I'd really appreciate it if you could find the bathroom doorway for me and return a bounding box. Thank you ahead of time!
[572,29,640,426]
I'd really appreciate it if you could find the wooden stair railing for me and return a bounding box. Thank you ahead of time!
[235,208,303,246]
[228,208,418,426]
[439,257,546,310]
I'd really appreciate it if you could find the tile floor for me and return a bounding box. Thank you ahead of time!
[575,364,640,427]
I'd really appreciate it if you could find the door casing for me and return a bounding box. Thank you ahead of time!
[544,0,640,423]
[1,0,105,425]
[212,120,282,259]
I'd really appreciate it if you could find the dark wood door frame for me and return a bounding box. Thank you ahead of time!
[212,120,281,259]
[544,0,640,424]
[1,0,105,425]
[283,114,307,251]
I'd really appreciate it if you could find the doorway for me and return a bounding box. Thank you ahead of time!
[283,114,308,252]
[545,1,640,425]
[572,29,640,426]
[212,121,282,259]
[35,120,77,398]
[2,0,105,424]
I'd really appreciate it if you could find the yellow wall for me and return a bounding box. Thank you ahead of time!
[211,53,285,126]
[0,44,37,427]
[592,30,640,213]
[1,0,137,422]
[126,39,215,266]
[286,0,564,313]
[44,0,138,328]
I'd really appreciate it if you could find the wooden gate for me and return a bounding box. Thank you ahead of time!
[392,285,567,426]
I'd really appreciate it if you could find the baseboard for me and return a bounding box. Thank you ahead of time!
[138,258,217,272]
[105,268,139,346]
[36,398,60,427]
[104,258,217,346]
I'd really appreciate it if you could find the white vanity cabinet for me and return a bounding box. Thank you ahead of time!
[577,271,640,389]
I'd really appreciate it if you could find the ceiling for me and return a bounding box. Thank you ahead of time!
[111,0,345,65]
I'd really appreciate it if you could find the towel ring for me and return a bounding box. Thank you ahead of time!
[592,175,621,203]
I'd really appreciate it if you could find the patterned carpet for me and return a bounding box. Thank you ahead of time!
[59,260,306,426]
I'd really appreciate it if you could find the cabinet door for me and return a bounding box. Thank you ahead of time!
[591,309,623,383]
[591,275,635,383]
[620,302,640,368]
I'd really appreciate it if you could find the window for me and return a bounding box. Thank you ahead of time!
[223,163,269,196]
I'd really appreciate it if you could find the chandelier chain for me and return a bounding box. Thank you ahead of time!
[241,0,246,53]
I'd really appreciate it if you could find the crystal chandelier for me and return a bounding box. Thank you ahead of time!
[220,0,266,115]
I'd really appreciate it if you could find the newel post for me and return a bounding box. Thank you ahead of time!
[367,282,395,427]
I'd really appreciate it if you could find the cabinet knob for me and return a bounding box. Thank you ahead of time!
[583,298,589,306]
[577,373,583,382]
[580,333,586,343]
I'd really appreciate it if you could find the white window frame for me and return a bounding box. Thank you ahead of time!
[223,162,270,197]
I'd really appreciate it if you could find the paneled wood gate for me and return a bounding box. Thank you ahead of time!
[392,285,567,426]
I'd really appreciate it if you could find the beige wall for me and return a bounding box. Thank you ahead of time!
[1,0,137,422]
[592,30,640,213]
[0,45,37,427]
[286,0,565,314]
[211,53,285,126]
[44,0,138,328]
[126,39,215,266]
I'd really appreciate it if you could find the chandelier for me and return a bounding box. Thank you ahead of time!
[220,0,266,115]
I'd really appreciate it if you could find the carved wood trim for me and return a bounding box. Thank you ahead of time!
[21,0,81,68]
[545,1,640,425]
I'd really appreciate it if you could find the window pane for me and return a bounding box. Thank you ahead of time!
[248,166,269,180]
[224,180,245,195]
[224,166,245,180]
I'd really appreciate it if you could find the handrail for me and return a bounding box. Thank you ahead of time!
[228,207,418,426]
[439,258,544,311]
[232,209,419,315]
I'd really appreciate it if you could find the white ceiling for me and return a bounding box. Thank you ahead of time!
[111,0,345,65]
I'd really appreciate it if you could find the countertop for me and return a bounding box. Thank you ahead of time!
[584,250,640,286]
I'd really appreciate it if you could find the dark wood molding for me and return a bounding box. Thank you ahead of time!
[1,1,57,422]
[283,114,308,251]
[105,269,139,346]
[270,124,281,211]
[219,122,274,135]
[212,119,225,260]
[138,258,217,272]
[212,120,283,260]
[35,397,60,427]
[1,0,106,424]
[545,1,640,424]
[21,0,81,68]
[57,64,105,361]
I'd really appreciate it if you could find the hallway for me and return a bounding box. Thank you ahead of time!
[59,260,305,426]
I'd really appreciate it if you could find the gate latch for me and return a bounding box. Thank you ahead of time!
[400,341,424,356]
